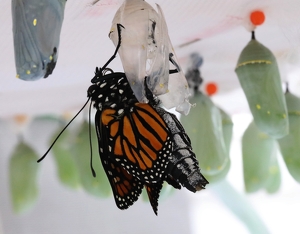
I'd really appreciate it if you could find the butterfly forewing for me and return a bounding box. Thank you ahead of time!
[100,103,173,183]
[95,111,143,209]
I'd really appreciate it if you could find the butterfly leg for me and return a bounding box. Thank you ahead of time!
[102,23,125,70]
[169,53,180,74]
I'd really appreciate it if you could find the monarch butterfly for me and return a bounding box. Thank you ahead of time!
[88,70,208,214]
[12,0,67,80]
[86,24,208,214]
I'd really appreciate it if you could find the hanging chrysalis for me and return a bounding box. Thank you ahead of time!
[277,89,300,183]
[181,93,229,182]
[109,0,191,114]
[12,0,67,80]
[242,121,281,193]
[219,108,233,155]
[9,142,40,213]
[50,125,81,190]
[181,53,229,183]
[202,107,233,183]
[235,31,288,139]
[73,121,111,198]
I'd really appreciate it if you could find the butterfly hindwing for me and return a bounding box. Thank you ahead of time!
[144,181,164,215]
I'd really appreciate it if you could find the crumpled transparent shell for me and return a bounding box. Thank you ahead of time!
[110,0,191,114]
[12,0,66,80]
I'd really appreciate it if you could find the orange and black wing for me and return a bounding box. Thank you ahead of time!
[100,103,173,183]
[144,181,164,215]
[95,111,144,209]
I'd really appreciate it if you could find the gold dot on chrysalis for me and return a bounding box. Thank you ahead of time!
[283,114,286,118]
[251,177,258,183]
[33,18,37,26]
[16,74,20,78]
[269,166,278,174]
[206,166,211,171]
[26,70,31,75]
[49,55,53,61]
[256,104,261,109]
[159,83,164,88]
[267,111,270,115]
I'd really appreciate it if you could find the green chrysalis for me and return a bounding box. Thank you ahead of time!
[202,107,233,183]
[9,142,39,213]
[73,121,111,198]
[180,92,229,182]
[235,32,288,139]
[265,156,281,194]
[278,90,300,183]
[219,107,233,155]
[51,127,81,189]
[242,121,281,193]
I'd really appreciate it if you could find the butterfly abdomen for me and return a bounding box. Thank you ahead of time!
[156,109,209,192]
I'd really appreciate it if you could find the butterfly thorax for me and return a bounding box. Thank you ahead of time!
[88,72,138,112]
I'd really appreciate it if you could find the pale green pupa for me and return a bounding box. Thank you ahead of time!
[235,31,288,139]
[9,142,40,213]
[242,121,281,193]
[180,92,230,183]
[278,89,300,183]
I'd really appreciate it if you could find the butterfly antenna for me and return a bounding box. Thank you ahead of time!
[37,97,91,163]
[88,100,96,177]
[102,23,124,70]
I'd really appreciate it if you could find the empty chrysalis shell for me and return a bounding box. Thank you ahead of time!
[277,91,300,183]
[235,32,288,138]
[242,121,281,193]
[180,93,229,182]
[12,0,67,80]
[110,0,191,114]
[9,142,40,213]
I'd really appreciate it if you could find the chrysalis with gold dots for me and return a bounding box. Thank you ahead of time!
[12,0,67,80]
